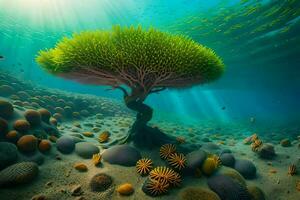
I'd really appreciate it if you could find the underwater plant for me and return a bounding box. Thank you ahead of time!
[36,25,224,148]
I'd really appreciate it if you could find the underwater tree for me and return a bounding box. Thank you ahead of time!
[36,26,224,148]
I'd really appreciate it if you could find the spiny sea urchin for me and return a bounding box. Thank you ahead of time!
[167,153,187,170]
[136,158,153,175]
[159,144,176,160]
[142,178,170,196]
[149,166,181,187]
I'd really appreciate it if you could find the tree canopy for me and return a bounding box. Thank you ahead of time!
[36,25,224,95]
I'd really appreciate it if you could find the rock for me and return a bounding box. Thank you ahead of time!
[220,149,232,154]
[102,145,141,166]
[257,143,275,159]
[38,140,51,152]
[117,183,134,196]
[207,175,251,200]
[56,135,75,154]
[6,130,20,143]
[247,185,266,200]
[216,166,246,186]
[0,162,39,187]
[75,142,100,159]
[0,100,14,119]
[74,163,88,172]
[183,149,207,175]
[24,110,42,126]
[234,159,256,179]
[202,142,221,154]
[0,85,15,96]
[38,109,51,123]
[280,138,291,147]
[0,118,8,137]
[13,119,31,132]
[71,184,83,196]
[31,194,47,200]
[220,153,235,167]
[179,186,221,200]
[17,135,38,153]
[0,142,18,170]
[89,173,112,192]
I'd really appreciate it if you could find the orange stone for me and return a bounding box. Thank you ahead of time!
[39,139,51,152]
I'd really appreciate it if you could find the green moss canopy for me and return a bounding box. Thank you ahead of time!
[36,26,224,87]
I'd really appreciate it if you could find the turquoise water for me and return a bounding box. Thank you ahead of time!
[1,0,299,125]
[0,0,298,120]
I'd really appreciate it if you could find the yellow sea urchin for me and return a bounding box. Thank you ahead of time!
[98,131,110,143]
[167,153,187,170]
[149,166,181,187]
[144,179,169,196]
[136,158,153,175]
[159,144,176,160]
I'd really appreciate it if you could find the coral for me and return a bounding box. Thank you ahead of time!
[176,136,186,144]
[136,158,153,175]
[0,117,8,136]
[117,183,134,196]
[247,185,266,200]
[38,108,51,123]
[89,173,113,192]
[142,178,169,196]
[17,135,38,153]
[24,110,42,126]
[98,131,110,143]
[160,144,176,160]
[74,163,88,172]
[208,175,251,200]
[0,100,14,119]
[179,186,221,200]
[38,139,51,152]
[13,119,31,132]
[92,153,102,166]
[167,153,187,170]
[288,164,297,176]
[149,166,181,187]
[251,139,263,152]
[0,162,39,187]
[202,156,221,176]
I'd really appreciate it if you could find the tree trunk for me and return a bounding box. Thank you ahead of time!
[124,93,175,148]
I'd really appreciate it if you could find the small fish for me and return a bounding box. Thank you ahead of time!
[20,69,24,73]
[222,106,226,110]
[0,55,4,60]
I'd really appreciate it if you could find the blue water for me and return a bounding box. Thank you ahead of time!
[0,0,299,125]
